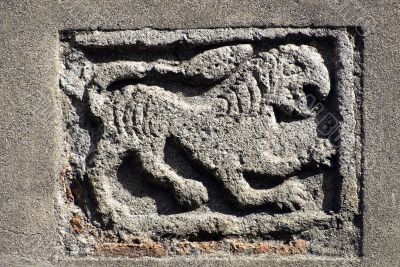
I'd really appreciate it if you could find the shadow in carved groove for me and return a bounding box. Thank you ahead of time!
[117,150,187,215]
[163,135,236,214]
[116,136,320,216]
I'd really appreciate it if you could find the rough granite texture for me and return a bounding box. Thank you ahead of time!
[0,1,399,266]
[58,28,362,259]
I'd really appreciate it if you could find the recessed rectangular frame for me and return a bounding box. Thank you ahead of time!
[0,1,398,266]
[58,27,363,259]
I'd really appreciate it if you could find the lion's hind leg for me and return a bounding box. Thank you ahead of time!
[138,151,209,210]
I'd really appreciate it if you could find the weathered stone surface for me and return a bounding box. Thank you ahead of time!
[1,1,400,266]
[59,28,362,258]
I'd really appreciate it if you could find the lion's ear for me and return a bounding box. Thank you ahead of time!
[183,44,253,82]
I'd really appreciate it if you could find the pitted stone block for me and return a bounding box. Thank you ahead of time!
[59,28,362,257]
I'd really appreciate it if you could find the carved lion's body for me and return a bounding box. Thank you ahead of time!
[88,44,335,211]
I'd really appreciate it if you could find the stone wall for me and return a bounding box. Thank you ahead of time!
[0,1,398,266]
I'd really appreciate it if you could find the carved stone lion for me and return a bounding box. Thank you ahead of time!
[86,43,335,213]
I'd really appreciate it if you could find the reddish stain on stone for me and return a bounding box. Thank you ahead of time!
[230,239,309,255]
[60,164,74,202]
[94,239,308,257]
[176,241,221,255]
[95,242,167,257]
[70,214,84,234]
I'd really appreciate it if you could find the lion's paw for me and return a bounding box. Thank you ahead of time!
[273,180,310,212]
[174,180,209,209]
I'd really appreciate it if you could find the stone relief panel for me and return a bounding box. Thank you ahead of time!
[59,28,363,257]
